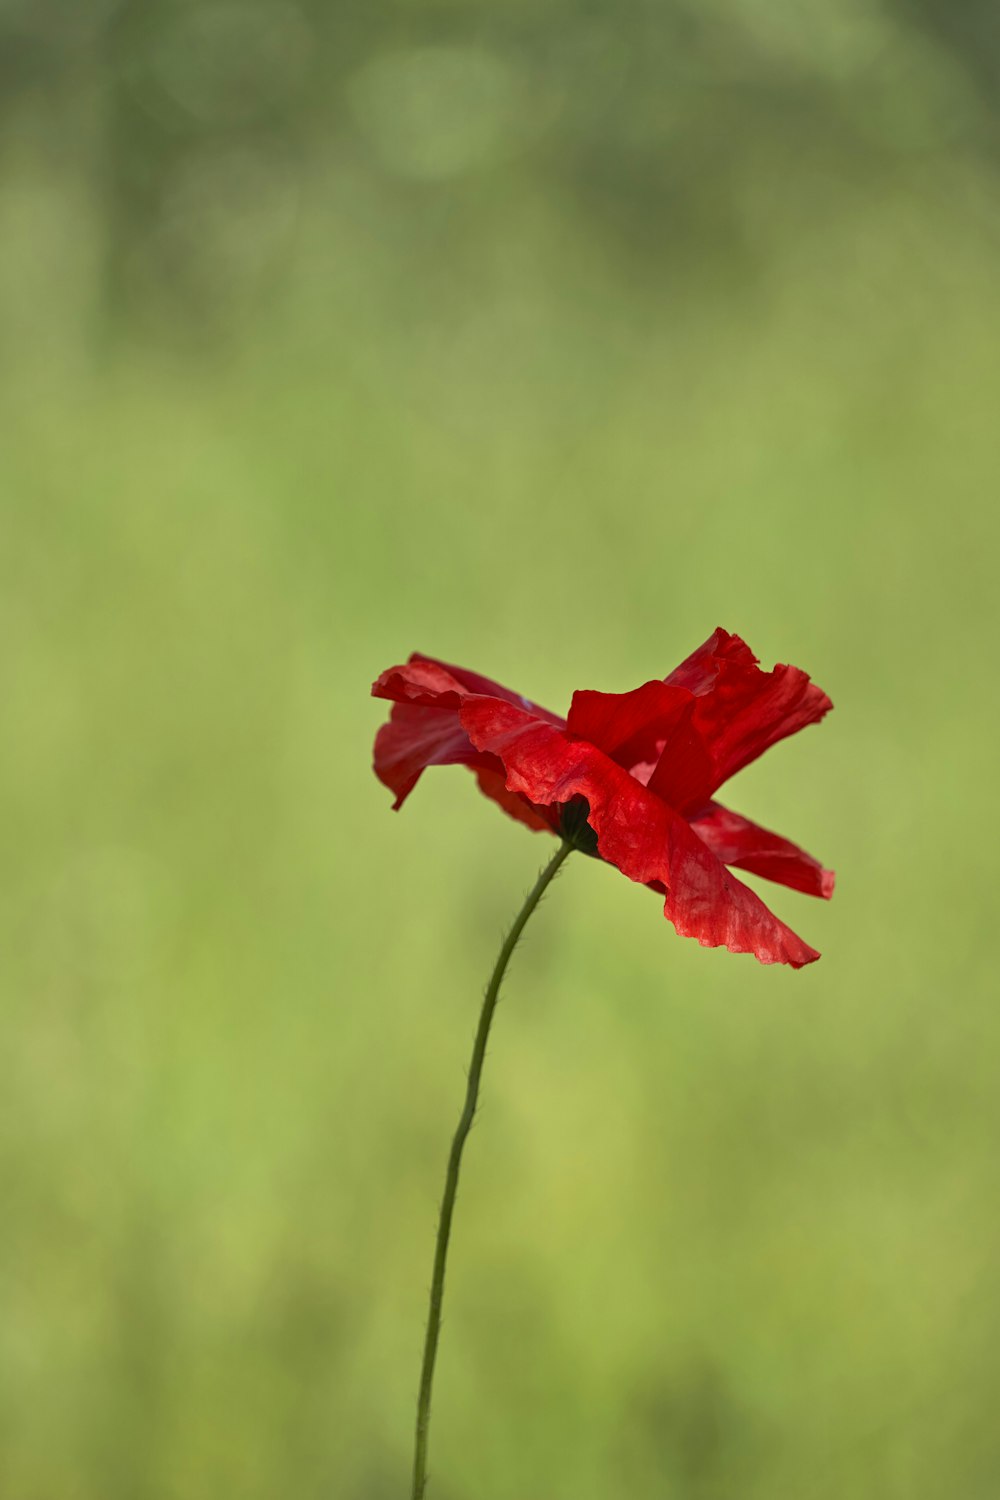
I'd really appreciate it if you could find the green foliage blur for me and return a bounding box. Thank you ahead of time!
[2,2,998,1496]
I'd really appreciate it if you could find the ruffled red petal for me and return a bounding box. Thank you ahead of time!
[665,627,758,693]
[372,656,470,712]
[372,655,561,826]
[373,701,487,809]
[688,801,835,899]
[566,681,692,779]
[460,697,822,967]
[373,653,563,724]
[650,631,833,810]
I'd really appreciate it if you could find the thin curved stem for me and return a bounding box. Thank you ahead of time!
[411,840,574,1500]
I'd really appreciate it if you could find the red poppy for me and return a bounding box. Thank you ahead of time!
[372,629,834,967]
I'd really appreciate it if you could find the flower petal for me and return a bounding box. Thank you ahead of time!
[566,680,692,778]
[665,627,759,693]
[635,695,715,810]
[372,655,562,823]
[461,697,822,966]
[372,656,469,711]
[651,633,832,809]
[688,801,835,899]
[373,701,484,809]
[372,653,563,723]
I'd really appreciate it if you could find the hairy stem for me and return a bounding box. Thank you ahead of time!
[410,840,574,1499]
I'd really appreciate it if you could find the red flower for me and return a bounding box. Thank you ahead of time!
[372,630,834,967]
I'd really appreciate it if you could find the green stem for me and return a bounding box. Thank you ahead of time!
[410,840,574,1500]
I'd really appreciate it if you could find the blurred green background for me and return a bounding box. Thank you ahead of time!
[2,1,998,1496]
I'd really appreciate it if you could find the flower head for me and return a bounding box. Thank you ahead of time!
[372,630,834,967]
